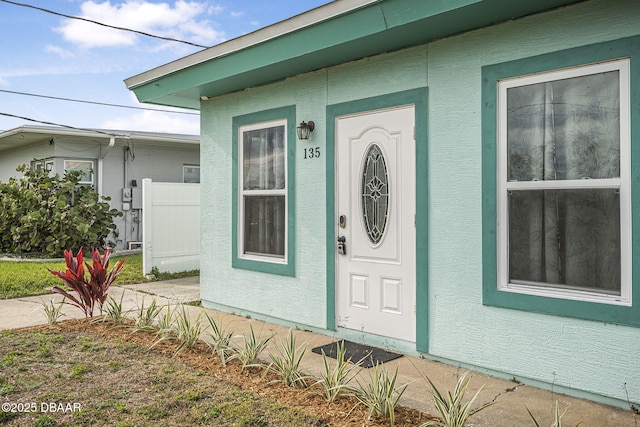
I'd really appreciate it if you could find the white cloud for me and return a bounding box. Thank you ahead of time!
[230,11,245,18]
[44,45,76,59]
[101,110,200,134]
[56,0,225,49]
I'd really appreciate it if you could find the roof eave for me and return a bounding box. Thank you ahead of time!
[126,0,584,109]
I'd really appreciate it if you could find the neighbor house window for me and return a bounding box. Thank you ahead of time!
[482,37,639,326]
[64,160,94,184]
[232,106,296,276]
[183,165,200,183]
[31,158,54,174]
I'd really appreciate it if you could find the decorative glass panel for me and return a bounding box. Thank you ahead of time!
[361,144,389,245]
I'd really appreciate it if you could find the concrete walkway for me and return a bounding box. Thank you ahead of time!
[2,277,637,426]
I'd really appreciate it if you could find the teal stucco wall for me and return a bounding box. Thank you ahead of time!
[200,0,640,406]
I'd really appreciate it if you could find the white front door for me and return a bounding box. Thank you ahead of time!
[336,105,416,342]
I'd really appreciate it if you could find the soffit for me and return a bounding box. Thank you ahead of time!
[0,126,199,154]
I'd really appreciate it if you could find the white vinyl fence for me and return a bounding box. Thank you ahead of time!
[142,179,200,275]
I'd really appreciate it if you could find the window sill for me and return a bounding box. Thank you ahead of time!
[499,283,631,307]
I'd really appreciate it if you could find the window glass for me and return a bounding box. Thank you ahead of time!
[243,126,285,190]
[240,121,287,259]
[498,59,629,302]
[243,195,285,257]
[508,188,620,293]
[64,160,93,184]
[183,165,200,183]
[507,71,620,182]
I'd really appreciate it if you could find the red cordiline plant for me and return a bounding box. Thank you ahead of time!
[48,248,126,317]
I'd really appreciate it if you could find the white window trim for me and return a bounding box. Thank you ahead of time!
[183,164,200,183]
[237,119,288,264]
[497,58,631,306]
[64,159,94,185]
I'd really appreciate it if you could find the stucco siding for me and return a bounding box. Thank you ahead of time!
[0,143,54,182]
[201,73,330,328]
[426,0,640,404]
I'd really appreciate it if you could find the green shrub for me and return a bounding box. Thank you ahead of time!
[0,164,122,256]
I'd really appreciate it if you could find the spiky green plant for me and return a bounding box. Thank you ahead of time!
[263,329,309,388]
[229,324,273,370]
[133,298,163,331]
[204,313,234,365]
[314,340,365,402]
[156,303,176,338]
[354,363,408,427]
[40,298,65,325]
[420,372,494,427]
[172,305,204,356]
[151,305,203,357]
[527,401,582,427]
[102,293,128,325]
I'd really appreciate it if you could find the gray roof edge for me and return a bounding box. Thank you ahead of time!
[0,125,199,144]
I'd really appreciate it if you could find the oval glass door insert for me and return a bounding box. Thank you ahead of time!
[361,143,389,245]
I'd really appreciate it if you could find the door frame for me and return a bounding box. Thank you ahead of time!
[325,87,429,353]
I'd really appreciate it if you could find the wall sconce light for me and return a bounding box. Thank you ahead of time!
[296,121,315,140]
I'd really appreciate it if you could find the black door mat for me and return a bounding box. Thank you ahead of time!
[311,340,402,369]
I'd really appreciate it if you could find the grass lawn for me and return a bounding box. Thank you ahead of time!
[0,324,324,427]
[0,253,198,299]
[0,319,429,426]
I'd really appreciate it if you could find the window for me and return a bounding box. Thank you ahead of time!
[183,165,200,183]
[31,158,54,174]
[240,120,287,258]
[499,59,630,304]
[232,106,296,276]
[64,160,94,184]
[482,37,640,326]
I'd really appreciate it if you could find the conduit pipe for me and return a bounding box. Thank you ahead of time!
[97,136,116,195]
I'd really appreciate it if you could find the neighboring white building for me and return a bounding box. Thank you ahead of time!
[0,125,200,250]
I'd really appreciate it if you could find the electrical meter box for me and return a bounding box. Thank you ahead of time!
[132,187,142,209]
[122,188,132,202]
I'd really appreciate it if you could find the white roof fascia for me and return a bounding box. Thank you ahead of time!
[0,125,199,144]
[125,0,381,89]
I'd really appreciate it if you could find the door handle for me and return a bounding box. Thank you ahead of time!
[337,236,346,255]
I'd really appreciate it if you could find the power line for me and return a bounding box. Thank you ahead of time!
[0,89,199,115]
[0,112,131,138]
[0,0,209,49]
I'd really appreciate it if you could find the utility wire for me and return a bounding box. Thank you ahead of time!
[0,111,131,139]
[0,0,209,49]
[0,89,199,115]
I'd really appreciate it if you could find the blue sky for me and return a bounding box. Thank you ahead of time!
[0,0,331,134]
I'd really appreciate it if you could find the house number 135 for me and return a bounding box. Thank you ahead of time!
[303,147,320,159]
